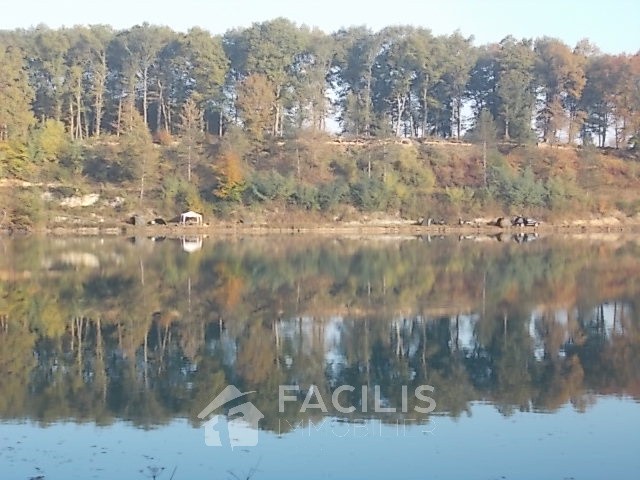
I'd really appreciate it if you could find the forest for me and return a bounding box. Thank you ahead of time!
[1,20,640,224]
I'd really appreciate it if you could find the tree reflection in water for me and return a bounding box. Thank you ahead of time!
[0,235,638,431]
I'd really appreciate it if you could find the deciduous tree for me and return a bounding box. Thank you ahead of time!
[236,74,275,140]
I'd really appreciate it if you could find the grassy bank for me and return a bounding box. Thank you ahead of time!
[2,134,640,232]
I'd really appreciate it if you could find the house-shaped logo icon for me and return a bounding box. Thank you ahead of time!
[198,385,264,449]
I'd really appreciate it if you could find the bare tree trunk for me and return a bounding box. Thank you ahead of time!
[364,63,373,137]
[422,88,429,138]
[156,80,163,133]
[273,103,280,136]
[273,84,282,136]
[76,88,83,140]
[69,102,75,140]
[483,140,487,188]
[163,99,170,132]
[568,113,574,145]
[83,109,90,139]
[456,97,462,140]
[70,316,75,351]
[93,53,107,136]
[187,144,192,183]
[116,98,123,137]
[140,161,145,202]
[142,65,149,126]
[395,95,406,137]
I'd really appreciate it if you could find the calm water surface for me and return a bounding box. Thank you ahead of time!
[0,234,638,479]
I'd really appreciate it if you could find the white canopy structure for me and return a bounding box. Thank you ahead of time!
[180,210,203,225]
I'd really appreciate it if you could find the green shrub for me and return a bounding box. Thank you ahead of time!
[58,141,85,176]
[350,178,391,211]
[247,171,296,203]
[445,186,475,211]
[615,198,640,216]
[11,188,45,227]
[546,176,582,211]
[290,183,319,210]
[318,180,349,211]
[83,144,138,183]
[489,163,547,210]
[162,176,204,212]
[330,154,358,182]
[399,192,431,218]
[391,146,436,192]
[421,145,449,166]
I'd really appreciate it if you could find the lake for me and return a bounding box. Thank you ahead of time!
[0,233,638,479]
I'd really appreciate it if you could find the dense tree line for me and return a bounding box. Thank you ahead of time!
[2,21,640,225]
[1,20,639,146]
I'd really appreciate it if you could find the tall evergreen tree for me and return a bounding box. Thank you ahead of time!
[0,45,35,140]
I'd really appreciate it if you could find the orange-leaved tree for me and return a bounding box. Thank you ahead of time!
[213,149,245,202]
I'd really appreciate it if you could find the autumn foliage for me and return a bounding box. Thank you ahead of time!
[213,149,245,201]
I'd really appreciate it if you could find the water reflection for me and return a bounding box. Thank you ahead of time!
[0,234,639,431]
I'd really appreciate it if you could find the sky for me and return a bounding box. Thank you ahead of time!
[1,0,639,54]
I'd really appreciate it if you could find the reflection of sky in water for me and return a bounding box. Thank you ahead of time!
[2,398,638,479]
[449,314,479,352]
[529,304,629,360]
[278,316,347,374]
[325,316,347,369]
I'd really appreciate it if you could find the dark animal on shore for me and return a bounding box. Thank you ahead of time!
[512,216,526,226]
[512,216,540,227]
[131,215,145,226]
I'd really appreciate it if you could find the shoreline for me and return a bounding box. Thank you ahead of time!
[5,217,639,237]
